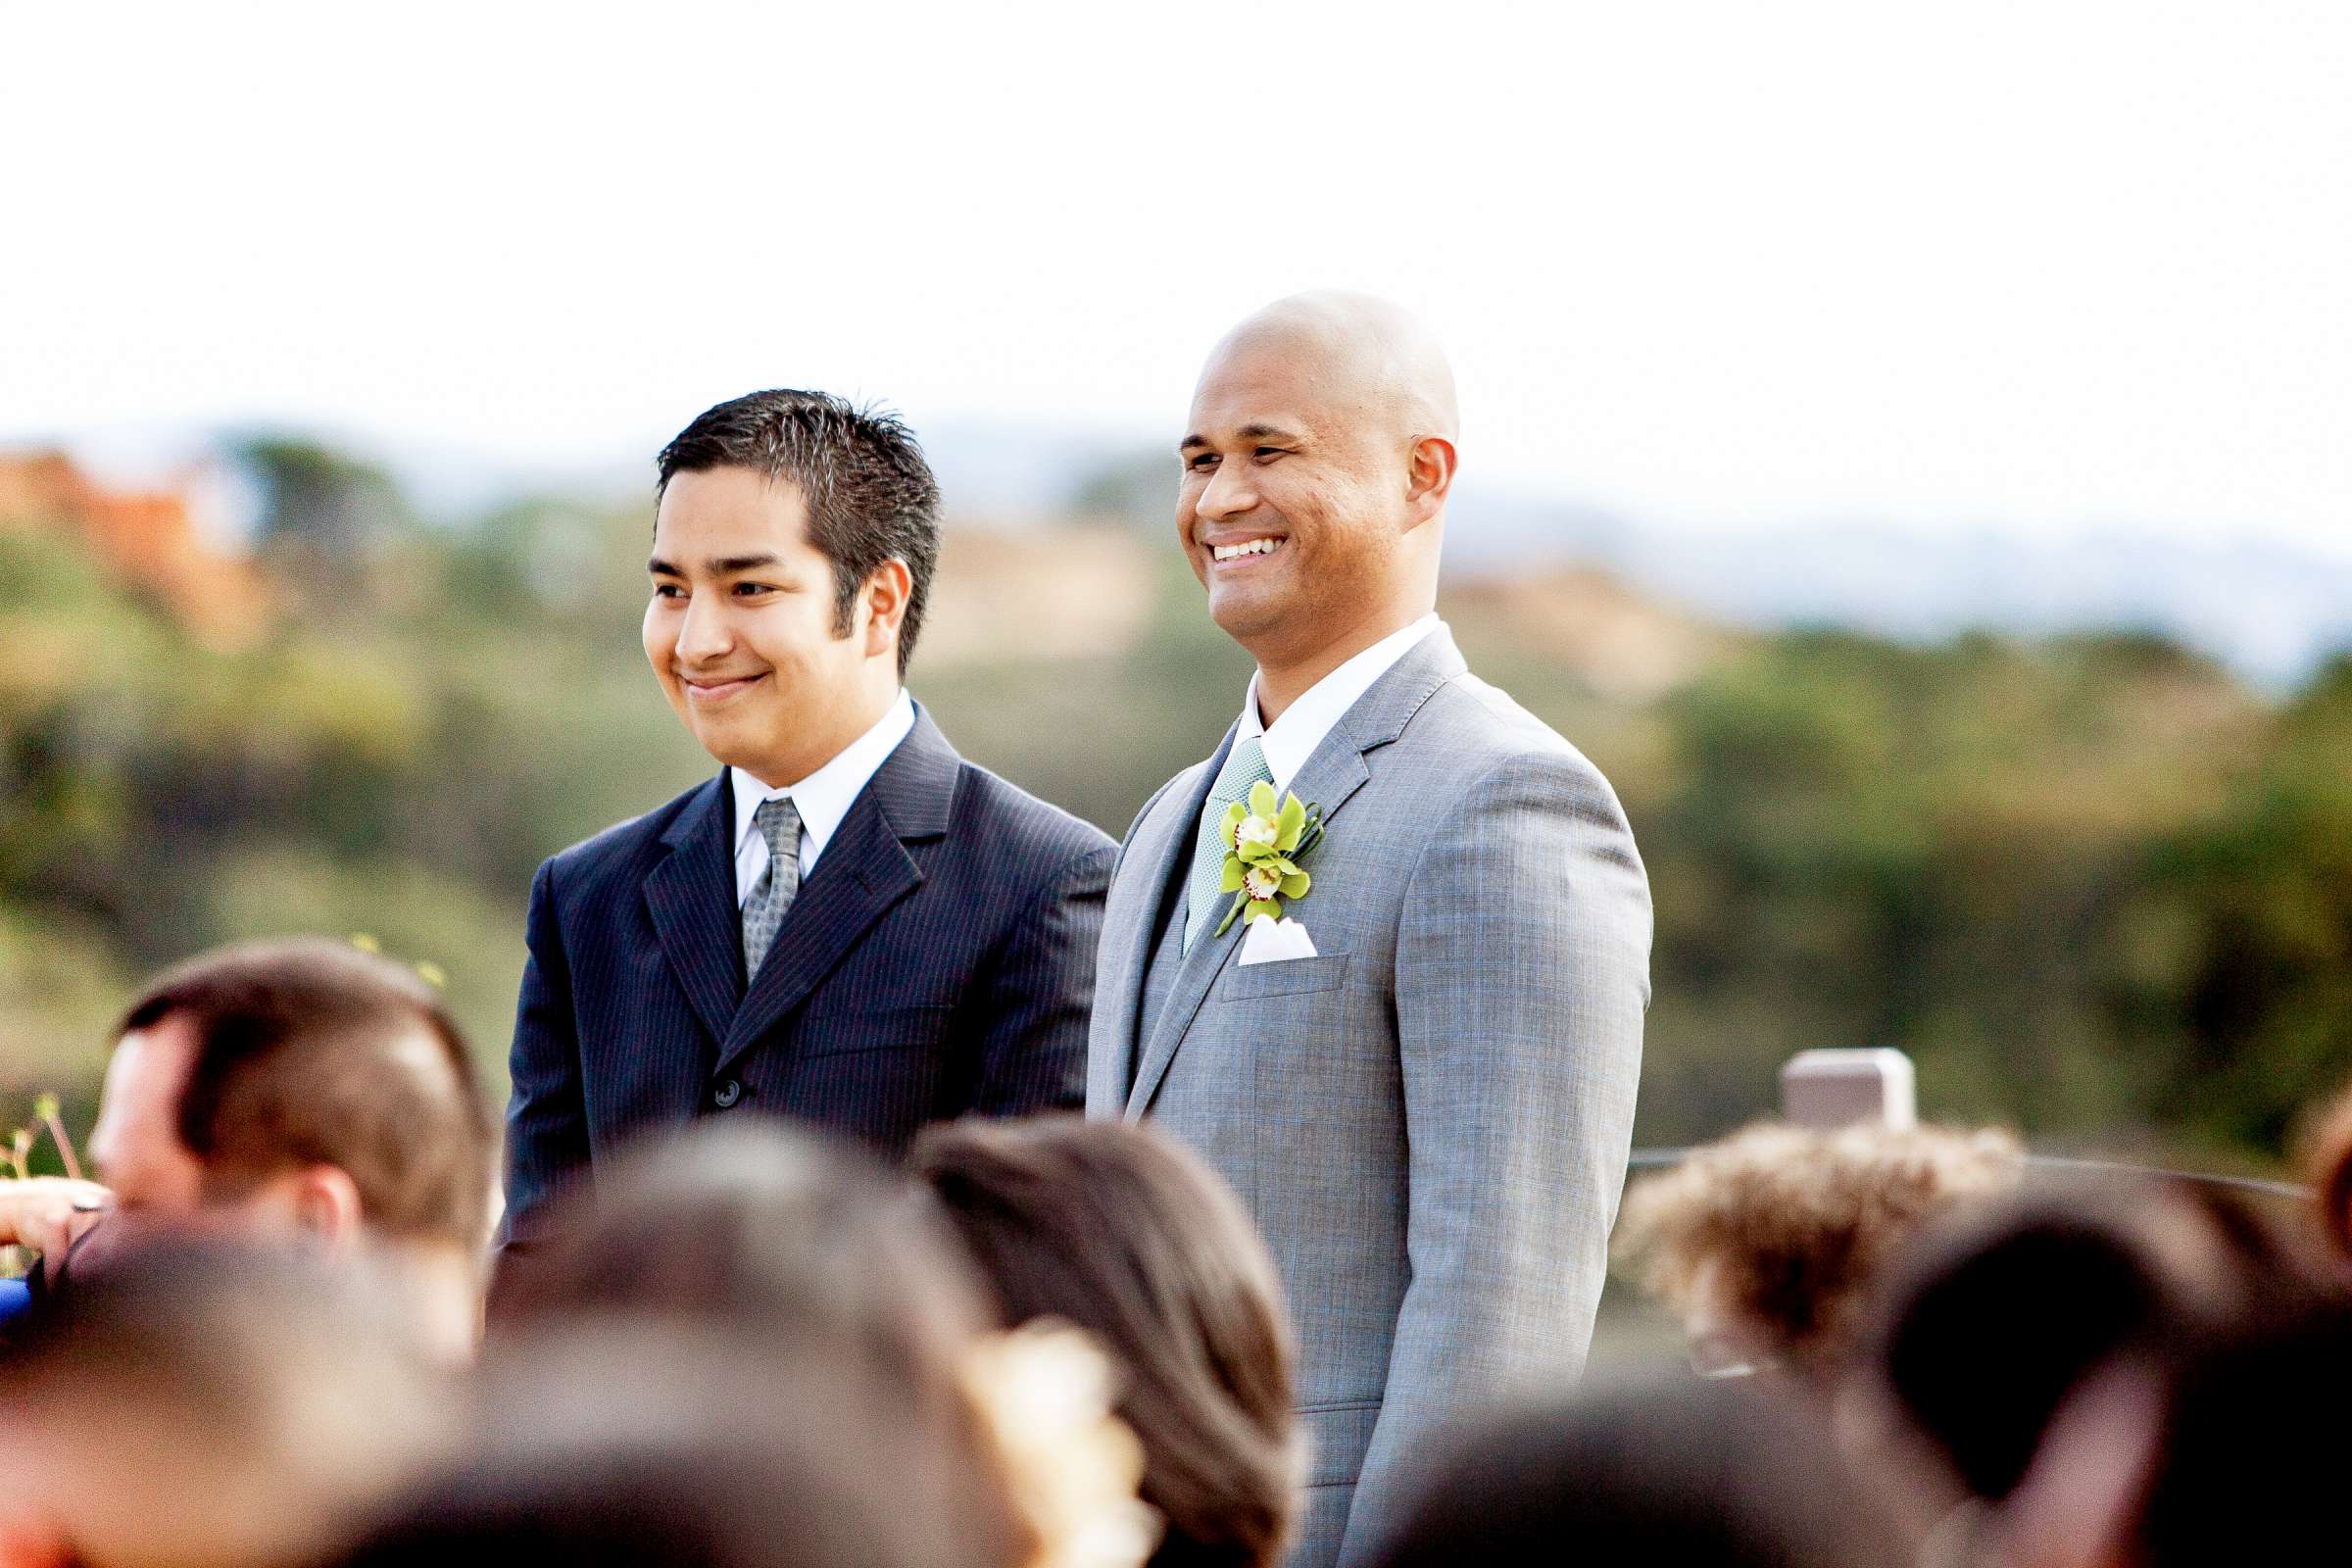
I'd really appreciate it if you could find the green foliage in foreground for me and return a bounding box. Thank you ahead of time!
[1,484,2347,1172]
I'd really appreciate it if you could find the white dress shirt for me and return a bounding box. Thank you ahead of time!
[730,690,917,906]
[1236,613,1443,792]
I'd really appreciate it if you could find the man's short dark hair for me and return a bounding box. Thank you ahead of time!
[655,389,943,678]
[117,938,494,1250]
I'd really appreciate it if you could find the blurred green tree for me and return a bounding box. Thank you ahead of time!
[4,443,2347,1176]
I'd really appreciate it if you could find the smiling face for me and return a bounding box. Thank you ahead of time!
[1177,303,1454,692]
[645,465,904,787]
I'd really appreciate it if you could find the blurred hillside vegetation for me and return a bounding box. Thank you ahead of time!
[2,442,2347,1173]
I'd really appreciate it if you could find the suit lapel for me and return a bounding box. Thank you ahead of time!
[1094,730,1234,1113]
[1122,729,1373,1123]
[712,710,958,1079]
[645,772,743,1051]
[1123,628,1469,1122]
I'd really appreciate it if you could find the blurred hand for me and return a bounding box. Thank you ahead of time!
[0,1176,114,1274]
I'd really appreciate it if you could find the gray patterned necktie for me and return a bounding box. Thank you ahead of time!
[741,796,803,979]
[1182,734,1274,954]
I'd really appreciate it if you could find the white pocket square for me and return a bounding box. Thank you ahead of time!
[1238,914,1320,966]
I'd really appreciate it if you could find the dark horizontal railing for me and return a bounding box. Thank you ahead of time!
[1626,1148,2309,1202]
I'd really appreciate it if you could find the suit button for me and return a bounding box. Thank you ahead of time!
[711,1078,742,1109]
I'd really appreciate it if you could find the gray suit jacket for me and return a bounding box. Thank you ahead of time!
[1087,628,1649,1568]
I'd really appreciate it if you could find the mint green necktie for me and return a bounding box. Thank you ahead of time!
[1182,734,1274,954]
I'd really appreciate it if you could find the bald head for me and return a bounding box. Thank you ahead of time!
[1200,291,1459,447]
[1178,293,1461,706]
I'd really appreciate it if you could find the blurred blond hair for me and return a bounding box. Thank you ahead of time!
[1614,1120,2026,1376]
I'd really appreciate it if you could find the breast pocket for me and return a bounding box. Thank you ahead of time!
[797,1003,956,1058]
[1216,953,1351,1002]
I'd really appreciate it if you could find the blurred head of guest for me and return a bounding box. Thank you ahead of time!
[79,938,494,1357]
[913,1117,1301,1568]
[1865,1200,2179,1514]
[489,1118,987,1391]
[1612,1120,2025,1382]
[1370,1377,1910,1568]
[330,1323,1016,1568]
[492,1118,1156,1568]
[1994,1296,2352,1568]
[0,1238,455,1568]
[1856,1183,2308,1526]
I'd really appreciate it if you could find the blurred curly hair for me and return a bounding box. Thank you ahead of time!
[1614,1120,2025,1376]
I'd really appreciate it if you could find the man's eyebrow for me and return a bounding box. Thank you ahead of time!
[1178,423,1301,453]
[646,554,783,575]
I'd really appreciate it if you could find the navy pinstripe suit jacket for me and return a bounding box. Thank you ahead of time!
[496,709,1115,1251]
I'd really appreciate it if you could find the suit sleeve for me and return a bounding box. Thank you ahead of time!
[1338,751,1651,1565]
[966,840,1118,1116]
[494,857,591,1259]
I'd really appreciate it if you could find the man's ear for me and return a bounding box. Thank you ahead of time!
[860,559,914,662]
[1403,434,1457,524]
[285,1164,366,1255]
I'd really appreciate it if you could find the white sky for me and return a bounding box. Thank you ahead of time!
[4,2,2347,556]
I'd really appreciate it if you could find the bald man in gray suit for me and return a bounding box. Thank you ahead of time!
[1087,294,1650,1567]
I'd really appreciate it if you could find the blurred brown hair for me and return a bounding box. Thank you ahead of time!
[489,1117,989,1388]
[118,937,493,1250]
[334,1323,1009,1568]
[912,1115,1299,1568]
[485,1119,1033,1568]
[0,1237,455,1568]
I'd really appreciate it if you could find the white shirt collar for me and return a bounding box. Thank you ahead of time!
[1238,614,1443,792]
[730,690,917,887]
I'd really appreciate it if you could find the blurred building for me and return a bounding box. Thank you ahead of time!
[0,450,270,651]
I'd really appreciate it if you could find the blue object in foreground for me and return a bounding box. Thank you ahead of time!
[0,1276,30,1325]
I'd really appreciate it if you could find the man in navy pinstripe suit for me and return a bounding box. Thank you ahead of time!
[495,390,1115,1275]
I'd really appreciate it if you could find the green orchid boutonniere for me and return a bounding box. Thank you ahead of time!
[1214,781,1325,938]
